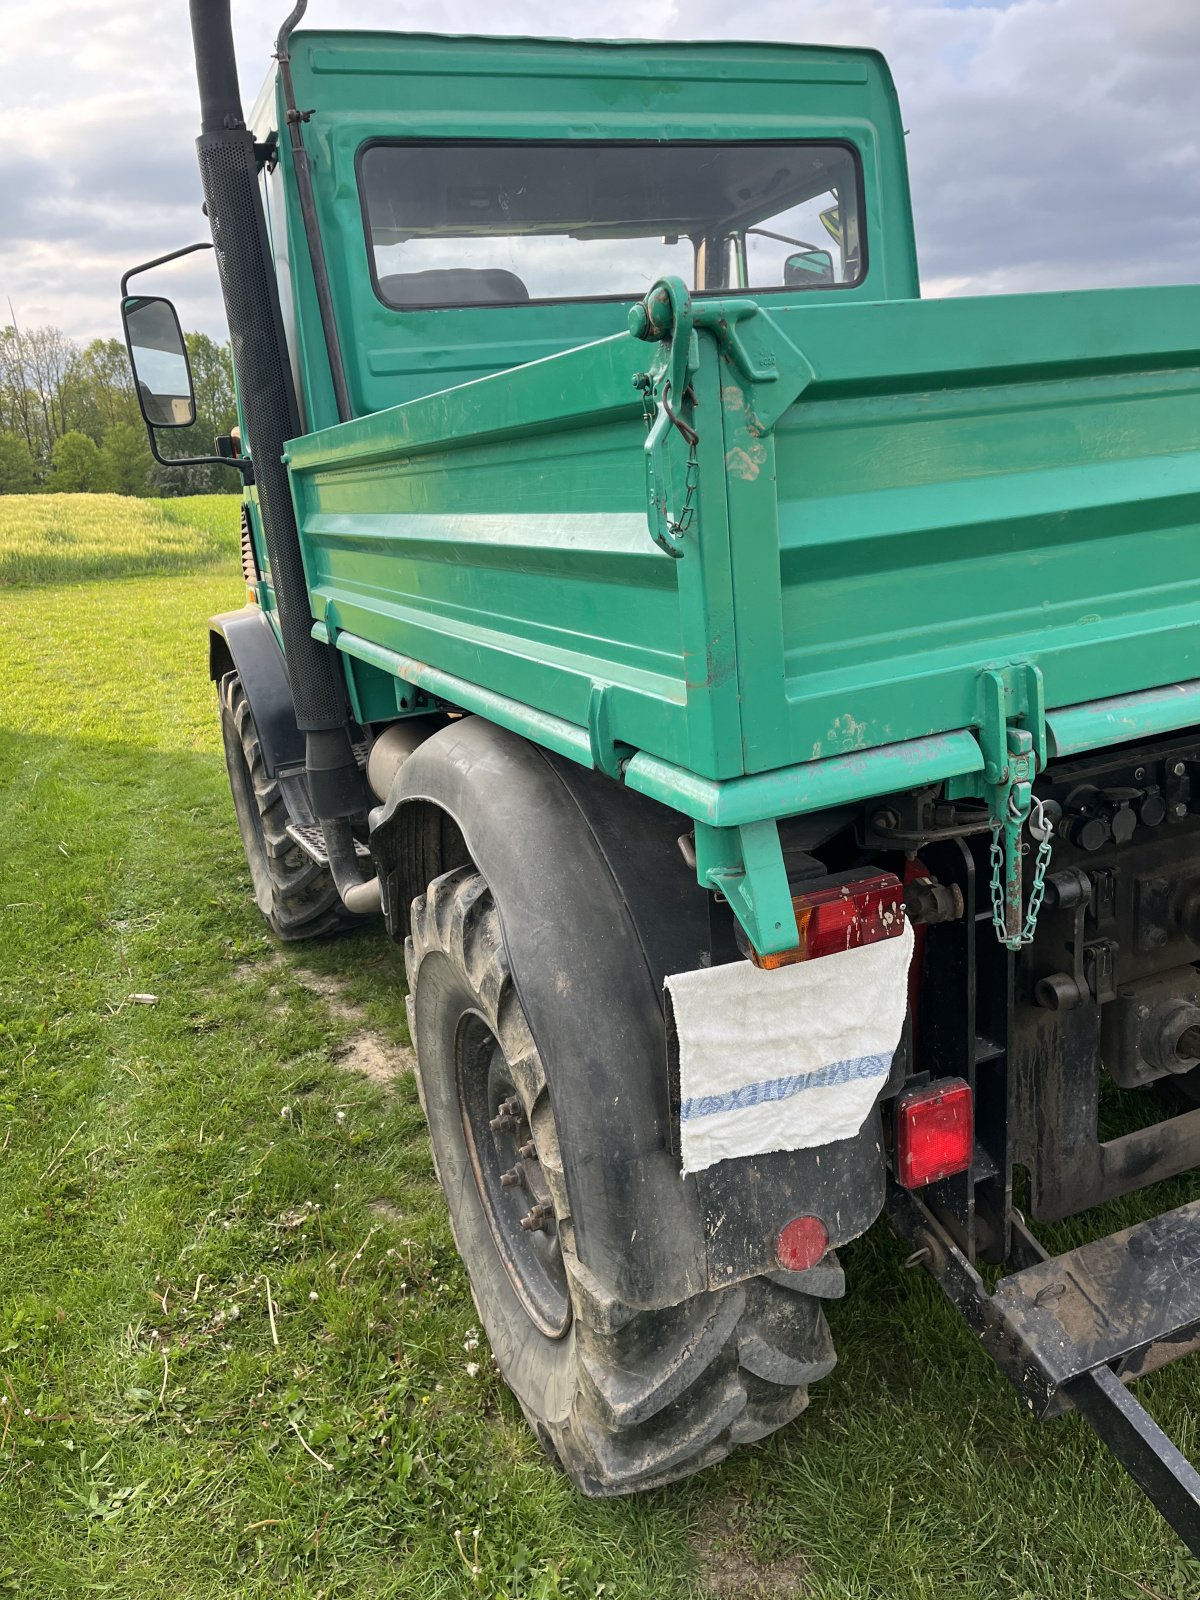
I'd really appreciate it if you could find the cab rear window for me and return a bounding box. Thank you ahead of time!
[358,139,865,309]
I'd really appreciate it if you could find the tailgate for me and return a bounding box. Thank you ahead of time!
[733,285,1200,775]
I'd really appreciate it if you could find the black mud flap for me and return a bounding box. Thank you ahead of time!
[888,1184,1200,1557]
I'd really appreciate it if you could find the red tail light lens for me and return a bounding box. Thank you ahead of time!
[895,1078,973,1188]
[775,1214,829,1272]
[753,871,905,970]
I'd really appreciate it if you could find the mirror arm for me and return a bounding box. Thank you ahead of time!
[141,420,254,484]
[121,241,212,297]
[122,242,252,482]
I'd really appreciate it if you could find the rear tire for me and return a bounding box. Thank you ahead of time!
[217,670,359,942]
[406,864,838,1495]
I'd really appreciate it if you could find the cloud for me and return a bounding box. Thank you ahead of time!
[0,0,1196,343]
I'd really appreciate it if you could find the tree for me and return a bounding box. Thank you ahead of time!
[0,430,36,493]
[0,314,235,492]
[64,338,140,440]
[100,423,153,497]
[50,429,103,492]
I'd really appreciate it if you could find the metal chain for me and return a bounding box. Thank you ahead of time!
[669,443,699,538]
[635,371,698,542]
[989,795,1054,951]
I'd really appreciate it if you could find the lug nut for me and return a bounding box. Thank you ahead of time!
[518,1140,537,1161]
[519,1203,553,1231]
[489,1097,523,1133]
[499,1166,524,1188]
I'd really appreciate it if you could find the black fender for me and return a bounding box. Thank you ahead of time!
[370,716,886,1308]
[209,607,304,776]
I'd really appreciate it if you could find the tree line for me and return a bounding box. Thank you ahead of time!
[0,319,237,496]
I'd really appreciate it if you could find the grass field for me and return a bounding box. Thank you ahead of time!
[0,493,242,586]
[1,492,1198,1598]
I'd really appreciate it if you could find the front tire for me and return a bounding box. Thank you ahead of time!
[217,670,358,942]
[407,864,839,1495]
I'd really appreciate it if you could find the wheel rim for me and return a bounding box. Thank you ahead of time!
[221,699,273,912]
[455,1011,570,1339]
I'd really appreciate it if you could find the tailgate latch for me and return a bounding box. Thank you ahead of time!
[630,276,700,559]
[977,665,1053,951]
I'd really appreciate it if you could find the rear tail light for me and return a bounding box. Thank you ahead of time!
[775,1214,829,1272]
[751,870,906,970]
[895,1078,973,1187]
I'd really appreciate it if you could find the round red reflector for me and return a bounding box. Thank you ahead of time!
[775,1214,829,1273]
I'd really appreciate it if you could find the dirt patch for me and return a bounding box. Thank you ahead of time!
[691,1529,808,1599]
[336,1029,415,1084]
[236,955,366,1023]
[293,967,364,1024]
[236,958,413,1080]
[369,1199,405,1224]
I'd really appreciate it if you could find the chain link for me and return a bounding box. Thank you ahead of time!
[636,372,698,543]
[670,444,699,538]
[989,797,1054,951]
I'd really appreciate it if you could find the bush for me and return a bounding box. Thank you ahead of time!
[99,422,153,497]
[50,430,104,493]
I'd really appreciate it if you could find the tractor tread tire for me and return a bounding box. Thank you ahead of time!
[408,865,837,1497]
[218,670,358,942]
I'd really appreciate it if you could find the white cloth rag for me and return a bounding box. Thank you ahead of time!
[665,923,914,1175]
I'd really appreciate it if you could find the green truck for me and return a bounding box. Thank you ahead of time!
[120,2,1200,1547]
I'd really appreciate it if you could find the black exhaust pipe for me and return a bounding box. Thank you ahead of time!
[187,0,369,836]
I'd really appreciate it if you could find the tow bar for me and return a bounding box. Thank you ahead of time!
[888,1184,1200,1556]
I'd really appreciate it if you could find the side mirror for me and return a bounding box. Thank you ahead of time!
[121,295,196,428]
[784,248,835,288]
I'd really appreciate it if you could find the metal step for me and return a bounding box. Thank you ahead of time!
[888,1184,1200,1557]
[993,1199,1200,1402]
[286,822,371,867]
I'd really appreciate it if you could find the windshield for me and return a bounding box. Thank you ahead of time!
[359,140,864,310]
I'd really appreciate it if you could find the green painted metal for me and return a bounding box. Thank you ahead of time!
[289,281,1200,793]
[250,32,919,432]
[245,29,1200,950]
[1047,680,1200,759]
[694,821,801,955]
[624,730,985,829]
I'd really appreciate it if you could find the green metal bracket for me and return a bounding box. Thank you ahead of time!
[693,818,800,957]
[692,298,815,429]
[978,664,1047,782]
[585,681,634,779]
[945,663,1046,801]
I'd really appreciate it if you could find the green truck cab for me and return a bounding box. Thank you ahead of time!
[120,5,1200,1546]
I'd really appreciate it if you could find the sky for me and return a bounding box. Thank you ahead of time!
[0,0,1196,345]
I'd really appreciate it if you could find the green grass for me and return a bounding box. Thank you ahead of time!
[0,497,1198,1597]
[0,493,241,586]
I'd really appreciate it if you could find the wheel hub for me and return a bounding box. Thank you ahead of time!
[456,1013,570,1338]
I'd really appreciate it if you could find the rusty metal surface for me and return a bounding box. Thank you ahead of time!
[992,1199,1200,1387]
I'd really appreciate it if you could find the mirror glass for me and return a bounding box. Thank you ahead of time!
[122,296,195,428]
[783,248,835,288]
